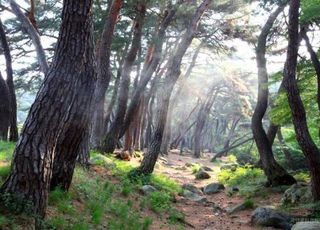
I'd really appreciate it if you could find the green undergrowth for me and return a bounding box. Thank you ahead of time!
[0,141,15,185]
[0,143,184,229]
[218,165,267,198]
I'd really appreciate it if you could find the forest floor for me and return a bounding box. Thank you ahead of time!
[0,142,311,230]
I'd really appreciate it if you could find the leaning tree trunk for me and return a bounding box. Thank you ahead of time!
[0,19,18,141]
[1,0,96,220]
[251,4,296,186]
[10,0,48,74]
[119,8,177,139]
[101,1,146,153]
[139,0,212,174]
[283,0,320,200]
[0,72,10,141]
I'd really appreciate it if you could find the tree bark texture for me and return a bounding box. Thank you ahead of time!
[283,0,320,200]
[1,0,96,219]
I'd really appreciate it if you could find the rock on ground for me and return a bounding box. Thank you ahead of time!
[181,189,207,203]
[291,221,320,230]
[195,169,211,180]
[226,201,248,214]
[251,207,292,230]
[203,183,225,195]
[182,184,203,195]
[281,182,312,205]
[140,185,157,195]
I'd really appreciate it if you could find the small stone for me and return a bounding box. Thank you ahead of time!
[204,183,225,194]
[140,185,157,195]
[291,221,320,230]
[195,169,211,180]
[226,201,249,214]
[182,184,203,195]
[182,189,207,203]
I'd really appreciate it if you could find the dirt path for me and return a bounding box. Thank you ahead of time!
[133,151,279,230]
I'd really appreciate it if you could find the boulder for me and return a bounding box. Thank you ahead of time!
[182,189,207,203]
[291,221,320,230]
[140,185,157,195]
[281,183,312,205]
[182,184,203,195]
[251,207,292,230]
[203,183,225,194]
[195,169,211,180]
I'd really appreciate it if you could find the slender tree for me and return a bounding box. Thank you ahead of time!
[1,0,96,221]
[251,4,296,186]
[139,0,212,174]
[0,72,10,140]
[102,0,146,153]
[90,0,123,149]
[283,0,320,200]
[0,19,18,141]
[10,0,48,74]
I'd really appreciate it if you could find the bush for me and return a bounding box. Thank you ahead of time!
[218,166,266,197]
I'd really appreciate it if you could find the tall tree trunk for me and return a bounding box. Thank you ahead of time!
[283,0,320,200]
[0,72,10,141]
[90,0,123,149]
[139,0,212,174]
[0,19,18,141]
[251,4,296,186]
[101,1,146,153]
[119,7,177,138]
[194,88,218,158]
[1,0,96,220]
[300,26,320,138]
[10,0,48,74]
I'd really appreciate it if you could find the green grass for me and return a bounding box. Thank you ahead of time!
[0,165,10,180]
[0,147,182,230]
[148,191,172,213]
[218,165,266,197]
[0,141,15,161]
